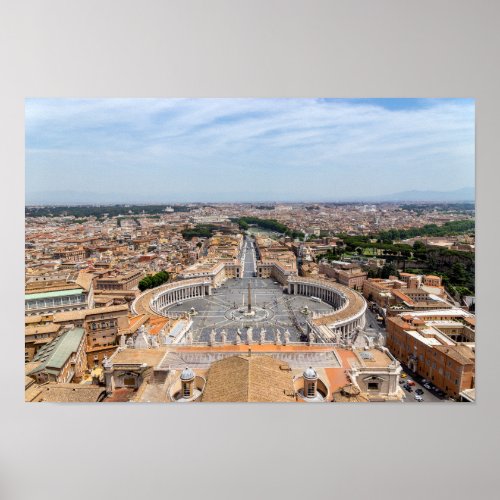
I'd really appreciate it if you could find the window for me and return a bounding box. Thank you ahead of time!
[368,382,379,391]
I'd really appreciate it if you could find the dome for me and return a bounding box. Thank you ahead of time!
[180,367,195,381]
[303,366,318,380]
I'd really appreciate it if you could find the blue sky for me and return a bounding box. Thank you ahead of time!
[25,98,475,203]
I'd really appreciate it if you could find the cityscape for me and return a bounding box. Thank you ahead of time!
[24,98,475,403]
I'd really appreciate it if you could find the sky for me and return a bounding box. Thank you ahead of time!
[25,98,475,204]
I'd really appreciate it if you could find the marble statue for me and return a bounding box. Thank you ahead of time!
[259,328,266,344]
[275,329,281,345]
[235,328,242,345]
[377,331,385,346]
[209,329,216,346]
[246,327,253,344]
[283,329,291,345]
[102,355,112,370]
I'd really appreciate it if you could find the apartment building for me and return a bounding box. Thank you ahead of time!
[386,310,475,398]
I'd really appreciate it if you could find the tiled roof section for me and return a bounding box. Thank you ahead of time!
[120,314,148,335]
[25,323,61,336]
[147,316,169,335]
[53,304,129,323]
[75,271,94,291]
[434,345,475,365]
[27,383,106,403]
[110,348,166,367]
[201,355,296,402]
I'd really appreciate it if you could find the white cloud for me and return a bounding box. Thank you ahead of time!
[25,98,475,201]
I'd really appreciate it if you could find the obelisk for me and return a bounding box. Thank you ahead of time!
[247,282,252,313]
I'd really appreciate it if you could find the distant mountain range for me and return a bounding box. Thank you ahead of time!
[342,187,475,203]
[26,190,153,205]
[26,186,475,205]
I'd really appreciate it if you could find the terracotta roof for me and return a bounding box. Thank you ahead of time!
[75,271,94,291]
[434,345,475,365]
[201,354,296,403]
[25,324,61,336]
[53,304,129,323]
[26,383,106,403]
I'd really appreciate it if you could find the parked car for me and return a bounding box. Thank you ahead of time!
[423,383,432,390]
[414,394,424,402]
[399,379,405,385]
[404,384,413,392]
[407,380,416,386]
[421,379,428,384]
[401,373,408,379]
[415,389,424,395]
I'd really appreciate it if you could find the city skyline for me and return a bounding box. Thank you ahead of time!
[25,98,475,204]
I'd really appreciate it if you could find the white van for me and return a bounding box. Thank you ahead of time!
[310,296,321,303]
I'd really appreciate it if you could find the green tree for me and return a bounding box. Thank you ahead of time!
[380,263,397,279]
[413,240,426,252]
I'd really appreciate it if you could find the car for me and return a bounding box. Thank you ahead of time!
[407,380,416,386]
[404,384,413,392]
[414,394,424,402]
[423,383,432,390]
[421,379,428,384]
[399,379,405,384]
[401,373,408,379]
[415,388,424,395]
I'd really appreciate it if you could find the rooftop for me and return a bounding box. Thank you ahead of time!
[26,383,106,403]
[30,327,85,374]
[201,354,296,403]
[25,288,83,301]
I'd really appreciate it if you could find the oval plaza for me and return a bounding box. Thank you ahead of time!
[132,236,366,345]
[106,234,403,403]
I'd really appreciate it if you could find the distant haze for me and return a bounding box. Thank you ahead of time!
[25,187,475,205]
[25,98,475,204]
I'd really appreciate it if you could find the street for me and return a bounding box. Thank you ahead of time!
[399,364,448,403]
